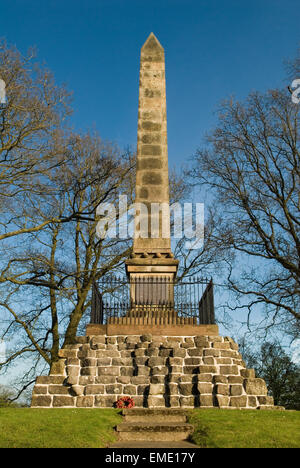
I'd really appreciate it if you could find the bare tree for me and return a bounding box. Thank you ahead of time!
[0,40,72,244]
[192,87,300,332]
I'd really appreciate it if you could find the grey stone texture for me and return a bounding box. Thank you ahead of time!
[31,334,276,410]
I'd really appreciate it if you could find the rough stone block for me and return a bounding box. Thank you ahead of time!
[168,383,179,395]
[112,358,132,366]
[219,365,239,375]
[202,357,215,365]
[148,357,165,367]
[107,336,117,345]
[50,360,66,375]
[187,348,203,357]
[98,367,119,376]
[169,396,180,407]
[230,385,243,396]
[134,348,147,357]
[199,365,217,374]
[194,336,209,348]
[67,366,80,378]
[94,376,115,384]
[216,395,230,407]
[48,385,71,395]
[126,335,141,344]
[198,383,213,394]
[169,366,182,373]
[96,349,119,358]
[209,335,223,342]
[85,384,105,395]
[179,383,194,396]
[79,376,95,385]
[159,348,173,357]
[212,342,231,350]
[72,385,84,396]
[240,368,255,379]
[123,385,137,395]
[77,350,96,359]
[248,396,258,407]
[183,366,200,375]
[185,358,201,366]
[117,376,131,384]
[199,395,214,407]
[218,358,232,365]
[141,334,152,342]
[198,373,213,383]
[131,376,150,385]
[244,378,268,396]
[31,395,52,407]
[32,386,48,395]
[97,358,111,366]
[134,357,148,366]
[172,349,186,358]
[67,358,80,366]
[148,396,165,407]
[203,349,220,357]
[230,396,247,408]
[81,367,97,376]
[76,396,94,407]
[145,348,159,357]
[168,357,183,366]
[180,396,195,407]
[215,384,229,396]
[137,385,150,395]
[94,395,116,407]
[136,366,150,376]
[58,349,78,359]
[53,396,75,407]
[183,338,195,347]
[151,375,165,384]
[228,376,243,384]
[149,383,164,395]
[213,375,228,384]
[151,366,168,375]
[106,384,123,394]
[258,396,274,405]
[90,336,106,346]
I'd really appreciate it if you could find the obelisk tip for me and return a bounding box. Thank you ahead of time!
[141,32,164,52]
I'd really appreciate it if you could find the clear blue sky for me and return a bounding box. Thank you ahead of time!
[1,0,300,168]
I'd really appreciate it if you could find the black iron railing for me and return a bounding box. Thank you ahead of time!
[90,276,215,326]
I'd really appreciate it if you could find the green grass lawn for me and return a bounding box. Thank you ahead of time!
[0,408,122,448]
[188,409,300,448]
[0,408,299,448]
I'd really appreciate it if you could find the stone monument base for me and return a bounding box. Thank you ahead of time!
[31,333,278,410]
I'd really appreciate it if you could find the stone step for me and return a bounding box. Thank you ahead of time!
[122,408,188,423]
[116,422,194,441]
[110,440,199,448]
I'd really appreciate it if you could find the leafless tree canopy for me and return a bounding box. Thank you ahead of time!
[192,87,300,330]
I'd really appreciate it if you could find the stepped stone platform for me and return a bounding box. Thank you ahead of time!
[116,409,194,442]
[31,334,276,410]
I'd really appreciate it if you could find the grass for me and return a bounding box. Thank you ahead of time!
[188,409,300,448]
[0,407,299,448]
[0,408,122,448]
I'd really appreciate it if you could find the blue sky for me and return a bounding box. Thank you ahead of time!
[1,0,300,169]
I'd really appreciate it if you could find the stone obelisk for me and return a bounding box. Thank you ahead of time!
[125,33,178,288]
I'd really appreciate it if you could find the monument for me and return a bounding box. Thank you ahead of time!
[31,34,276,410]
[125,32,178,310]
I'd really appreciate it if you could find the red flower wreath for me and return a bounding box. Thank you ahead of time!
[115,396,135,409]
